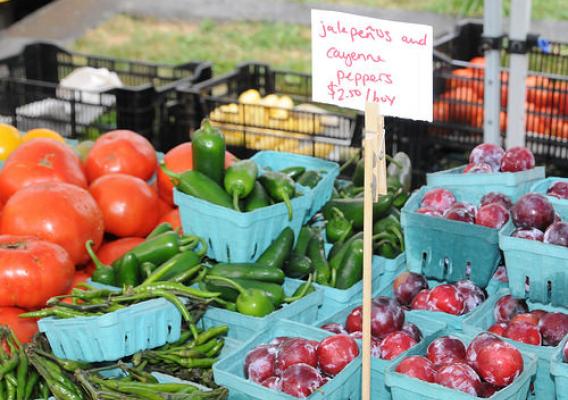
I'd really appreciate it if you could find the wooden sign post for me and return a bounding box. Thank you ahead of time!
[311,10,432,399]
[361,101,387,399]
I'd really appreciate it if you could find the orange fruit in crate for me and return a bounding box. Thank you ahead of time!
[0,124,22,161]
[448,68,484,98]
[442,87,482,124]
[526,76,552,108]
[22,128,65,144]
[552,82,568,116]
[552,121,568,139]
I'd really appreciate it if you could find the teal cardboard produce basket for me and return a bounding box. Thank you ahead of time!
[385,331,537,400]
[174,184,311,263]
[200,279,323,341]
[213,319,361,400]
[250,151,339,221]
[38,297,182,362]
[463,288,566,399]
[531,177,568,216]
[550,336,568,400]
[315,301,446,400]
[426,165,545,201]
[500,209,568,306]
[401,186,501,289]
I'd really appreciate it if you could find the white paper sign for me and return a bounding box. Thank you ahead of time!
[311,9,433,121]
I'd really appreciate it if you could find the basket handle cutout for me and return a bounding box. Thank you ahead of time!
[524,276,530,298]
[547,280,553,303]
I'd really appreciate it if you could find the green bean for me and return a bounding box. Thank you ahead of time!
[194,326,228,346]
[6,379,15,400]
[0,380,6,400]
[15,351,27,400]
[22,370,38,400]
[38,382,49,399]
[134,282,220,299]
[206,341,224,358]
[0,356,18,380]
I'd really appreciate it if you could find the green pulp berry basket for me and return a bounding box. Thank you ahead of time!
[250,151,340,221]
[200,279,323,341]
[38,297,182,362]
[426,165,545,201]
[376,276,504,331]
[384,331,537,400]
[174,183,311,263]
[499,210,568,306]
[315,252,406,323]
[315,301,446,400]
[401,186,501,289]
[550,336,568,400]
[213,319,362,400]
[531,177,568,216]
[463,288,566,400]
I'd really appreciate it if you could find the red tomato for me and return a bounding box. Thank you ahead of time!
[0,182,104,265]
[89,174,159,237]
[0,306,38,344]
[85,237,144,274]
[158,209,182,233]
[85,130,157,182]
[157,143,235,205]
[0,139,87,203]
[0,235,74,309]
[158,195,174,217]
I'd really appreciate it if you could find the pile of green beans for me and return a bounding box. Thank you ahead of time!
[0,327,230,400]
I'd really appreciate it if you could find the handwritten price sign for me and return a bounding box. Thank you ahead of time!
[311,9,433,121]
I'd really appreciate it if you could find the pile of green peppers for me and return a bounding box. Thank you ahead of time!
[161,119,322,221]
[89,222,207,288]
[0,327,229,400]
[200,227,315,318]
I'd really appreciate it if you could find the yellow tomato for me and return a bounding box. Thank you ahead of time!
[0,124,22,161]
[22,128,65,144]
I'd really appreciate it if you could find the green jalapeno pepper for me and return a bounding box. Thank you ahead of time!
[256,227,294,270]
[208,263,285,284]
[335,238,364,289]
[191,119,226,185]
[259,171,296,220]
[325,207,352,243]
[280,166,305,181]
[244,181,272,211]
[322,194,393,229]
[86,240,116,286]
[296,170,321,188]
[224,160,258,211]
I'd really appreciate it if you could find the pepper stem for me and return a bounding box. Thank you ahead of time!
[233,191,241,212]
[159,162,182,185]
[85,240,109,270]
[205,274,246,295]
[284,274,313,303]
[282,193,293,221]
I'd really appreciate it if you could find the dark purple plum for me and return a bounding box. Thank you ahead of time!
[511,193,554,231]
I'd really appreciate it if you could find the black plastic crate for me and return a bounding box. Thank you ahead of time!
[0,42,212,150]
[172,63,379,162]
[402,21,568,183]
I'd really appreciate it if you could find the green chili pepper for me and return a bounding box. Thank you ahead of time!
[280,166,305,181]
[208,263,285,284]
[141,251,201,285]
[244,181,272,211]
[191,119,226,185]
[296,170,321,188]
[307,236,331,285]
[146,222,174,239]
[325,207,353,243]
[205,275,274,317]
[259,171,296,220]
[5,378,14,400]
[284,254,312,279]
[224,160,258,211]
[256,227,294,270]
[373,211,400,235]
[393,191,410,209]
[335,238,364,289]
[205,278,285,306]
[114,231,197,267]
[351,158,364,186]
[23,370,38,400]
[329,232,363,273]
[86,240,116,286]
[375,241,400,259]
[322,194,393,229]
[293,226,315,257]
[0,355,18,380]
[161,163,233,208]
[115,252,140,287]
